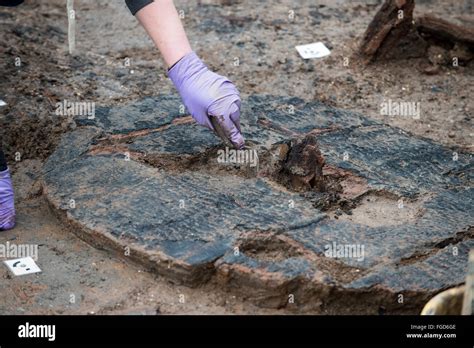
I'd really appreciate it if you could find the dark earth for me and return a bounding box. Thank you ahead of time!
[1,0,473,314]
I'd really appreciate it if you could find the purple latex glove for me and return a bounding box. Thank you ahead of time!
[0,168,15,231]
[168,51,245,149]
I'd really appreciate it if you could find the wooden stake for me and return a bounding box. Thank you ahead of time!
[67,0,75,55]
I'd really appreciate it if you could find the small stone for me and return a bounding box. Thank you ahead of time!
[423,65,440,75]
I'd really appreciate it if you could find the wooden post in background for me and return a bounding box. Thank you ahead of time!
[67,0,75,55]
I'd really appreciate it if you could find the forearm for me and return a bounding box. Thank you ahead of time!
[135,0,192,68]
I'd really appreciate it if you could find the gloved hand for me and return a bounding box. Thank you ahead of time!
[168,51,245,149]
[0,168,15,231]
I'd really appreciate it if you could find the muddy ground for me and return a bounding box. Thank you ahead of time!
[0,0,473,314]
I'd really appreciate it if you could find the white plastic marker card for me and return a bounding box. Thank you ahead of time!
[295,42,331,59]
[4,257,41,276]
[0,99,7,107]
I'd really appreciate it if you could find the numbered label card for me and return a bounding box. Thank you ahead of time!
[4,257,41,276]
[295,42,331,59]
